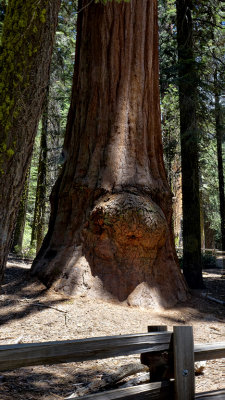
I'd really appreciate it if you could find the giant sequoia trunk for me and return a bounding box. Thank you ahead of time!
[31,0,188,307]
[0,0,61,281]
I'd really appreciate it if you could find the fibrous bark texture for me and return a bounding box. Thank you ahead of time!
[31,0,188,307]
[0,0,61,281]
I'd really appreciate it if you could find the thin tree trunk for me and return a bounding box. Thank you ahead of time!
[0,0,61,282]
[200,190,205,250]
[176,0,203,288]
[30,87,49,253]
[11,169,30,253]
[31,0,188,308]
[214,69,225,251]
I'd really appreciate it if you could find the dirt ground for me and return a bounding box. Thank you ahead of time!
[0,259,224,400]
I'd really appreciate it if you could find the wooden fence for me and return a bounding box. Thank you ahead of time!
[176,247,225,258]
[0,325,224,399]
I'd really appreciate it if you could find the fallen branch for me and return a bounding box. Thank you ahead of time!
[103,363,149,386]
[116,373,150,388]
[65,358,207,399]
[65,363,149,399]
[17,299,68,325]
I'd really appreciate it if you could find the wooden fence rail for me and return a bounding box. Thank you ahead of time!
[0,326,224,400]
[72,381,173,400]
[68,385,225,400]
[176,247,225,257]
[0,332,172,371]
[0,333,224,372]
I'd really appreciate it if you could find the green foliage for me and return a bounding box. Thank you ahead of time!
[25,127,40,254]
[159,0,225,250]
[22,0,76,253]
[200,133,221,244]
[47,0,77,186]
[161,84,180,185]
[158,0,177,93]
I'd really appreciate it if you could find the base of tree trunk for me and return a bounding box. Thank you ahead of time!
[32,192,188,308]
[31,0,188,308]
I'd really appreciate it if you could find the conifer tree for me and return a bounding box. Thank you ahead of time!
[11,169,30,253]
[176,0,203,288]
[0,0,61,281]
[30,87,49,253]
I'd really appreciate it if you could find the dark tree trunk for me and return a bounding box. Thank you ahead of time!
[30,87,49,254]
[176,0,203,288]
[31,0,188,308]
[0,0,61,281]
[11,169,30,253]
[214,70,225,251]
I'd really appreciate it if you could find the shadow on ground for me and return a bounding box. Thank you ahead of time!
[1,259,225,329]
[0,259,224,399]
[157,267,225,325]
[0,262,67,327]
[0,363,105,400]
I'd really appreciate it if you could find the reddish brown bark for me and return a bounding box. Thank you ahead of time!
[31,0,187,307]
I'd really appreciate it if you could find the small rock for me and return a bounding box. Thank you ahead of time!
[195,361,206,375]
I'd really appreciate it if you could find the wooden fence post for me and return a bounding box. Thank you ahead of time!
[141,326,170,383]
[173,326,195,400]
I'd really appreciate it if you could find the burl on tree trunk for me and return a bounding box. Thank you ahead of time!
[31,0,188,307]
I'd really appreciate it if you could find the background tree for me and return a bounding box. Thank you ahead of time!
[158,0,180,185]
[176,0,203,288]
[158,0,183,249]
[11,170,30,253]
[191,0,224,251]
[211,5,225,250]
[23,0,77,255]
[214,68,225,251]
[31,0,188,308]
[0,0,61,282]
[159,0,224,273]
[30,87,49,254]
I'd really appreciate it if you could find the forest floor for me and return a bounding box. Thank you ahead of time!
[0,258,224,400]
